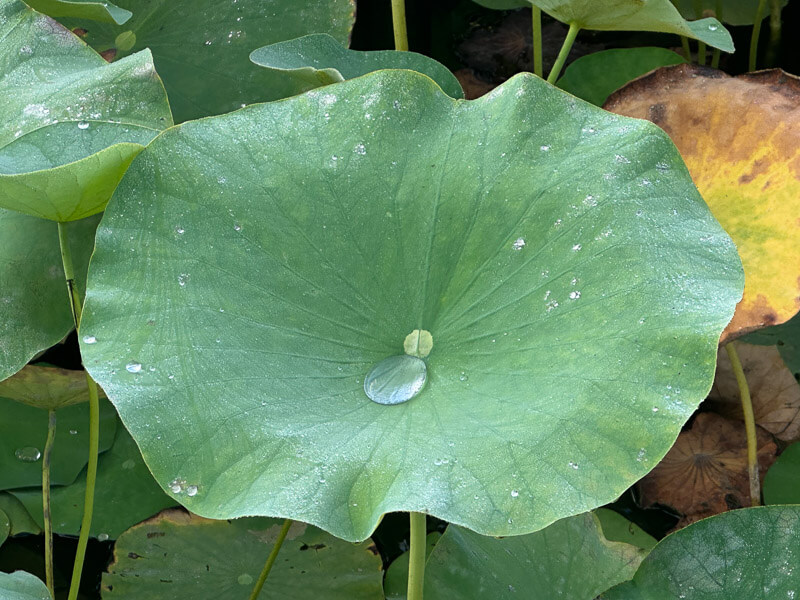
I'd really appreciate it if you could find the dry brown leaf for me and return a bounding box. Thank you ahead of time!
[637,412,776,526]
[707,342,800,442]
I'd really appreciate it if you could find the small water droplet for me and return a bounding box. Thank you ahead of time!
[15,447,41,462]
[82,335,97,344]
[571,244,582,251]
[568,461,579,470]
[569,291,581,300]
[652,407,659,413]
[126,362,142,374]
[175,226,185,234]
[354,143,366,155]
[510,490,519,498]
[77,121,89,130]
[97,533,109,541]
[233,223,241,231]
[364,355,426,405]
[708,23,718,31]
[614,154,631,164]
[186,485,198,497]
[459,372,468,382]
[512,237,526,250]
[637,448,647,462]
[178,273,189,287]
[540,144,551,152]
[69,429,78,435]
[204,39,213,46]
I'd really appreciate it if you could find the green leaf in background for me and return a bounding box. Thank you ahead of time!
[383,532,441,600]
[471,0,529,9]
[0,212,99,382]
[0,397,117,490]
[0,0,172,222]
[0,571,51,600]
[0,365,104,411]
[763,442,800,505]
[12,424,175,539]
[602,506,800,599]
[595,508,657,551]
[81,70,742,541]
[102,510,383,599]
[424,513,646,598]
[250,33,464,99]
[0,493,41,535]
[466,0,734,51]
[25,0,131,24]
[671,0,788,25]
[57,0,356,123]
[557,48,686,107]
[742,311,800,378]
[0,507,9,547]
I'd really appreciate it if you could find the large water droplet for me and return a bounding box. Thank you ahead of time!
[364,355,426,405]
[15,447,41,462]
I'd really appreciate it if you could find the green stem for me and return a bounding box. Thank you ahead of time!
[767,0,782,66]
[750,0,768,71]
[58,222,102,600]
[532,6,542,78]
[546,22,580,84]
[407,512,426,600]
[680,36,692,61]
[725,343,760,507]
[248,519,293,600]
[42,410,56,599]
[390,0,408,51]
[692,0,706,64]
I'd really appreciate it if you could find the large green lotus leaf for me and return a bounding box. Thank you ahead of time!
[602,506,800,599]
[468,0,733,51]
[101,510,383,599]
[0,364,105,410]
[26,0,131,24]
[11,423,175,539]
[671,0,788,25]
[80,70,743,541]
[763,442,800,505]
[0,571,51,600]
[0,0,172,222]
[0,396,117,490]
[0,211,99,381]
[249,34,464,100]
[425,513,645,598]
[0,493,41,535]
[58,0,356,123]
[557,48,686,107]
[742,311,800,379]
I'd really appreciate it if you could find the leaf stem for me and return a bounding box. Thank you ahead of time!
[42,409,56,598]
[724,342,760,506]
[767,0,782,66]
[546,22,579,84]
[532,6,542,77]
[750,0,768,71]
[710,1,722,68]
[58,221,102,600]
[680,36,692,61]
[692,0,706,65]
[407,512,426,600]
[391,0,409,51]
[248,518,293,600]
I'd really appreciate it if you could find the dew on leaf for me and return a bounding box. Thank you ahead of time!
[77,121,89,130]
[82,335,97,344]
[569,291,581,300]
[512,237,526,250]
[364,354,426,405]
[568,461,579,470]
[186,485,198,497]
[126,362,142,374]
[510,490,519,498]
[97,533,109,541]
[15,447,41,462]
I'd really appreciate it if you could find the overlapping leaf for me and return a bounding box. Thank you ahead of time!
[0,0,172,222]
[763,441,800,505]
[81,70,742,541]
[671,0,788,25]
[0,571,51,600]
[606,66,800,342]
[0,364,105,410]
[58,0,356,122]
[26,0,131,24]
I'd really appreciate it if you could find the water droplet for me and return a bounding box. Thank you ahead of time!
[708,23,718,31]
[237,574,253,585]
[126,362,142,374]
[510,490,519,498]
[97,533,109,541]
[69,429,78,435]
[652,407,659,413]
[15,447,41,462]
[656,162,671,173]
[636,448,647,462]
[614,154,631,164]
[540,144,551,152]
[568,461,579,470]
[82,335,97,344]
[364,355,426,405]
[122,459,136,470]
[233,223,241,231]
[354,142,366,155]
[204,40,213,46]
[169,477,186,493]
[186,485,198,497]
[178,273,189,286]
[571,244,582,251]
[569,291,581,300]
[512,237,526,250]
[77,121,89,130]
[459,372,468,382]
[175,226,185,234]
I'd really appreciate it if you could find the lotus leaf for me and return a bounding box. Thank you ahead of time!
[26,0,131,24]
[0,571,51,600]
[763,441,800,505]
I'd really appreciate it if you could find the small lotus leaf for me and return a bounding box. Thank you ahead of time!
[0,397,117,490]
[605,66,800,342]
[26,0,131,24]
[423,514,646,599]
[557,48,686,106]
[0,365,106,411]
[58,0,356,122]
[0,571,51,600]
[671,0,788,25]
[0,212,99,382]
[763,441,800,505]
[101,510,383,599]
[602,506,800,599]
[0,0,172,222]
[11,424,175,539]
[250,34,464,99]
[595,508,657,551]
[742,311,800,378]
[0,493,41,535]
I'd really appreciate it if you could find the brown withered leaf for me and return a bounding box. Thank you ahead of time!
[707,342,800,443]
[454,68,496,99]
[604,65,800,343]
[638,412,776,527]
[0,364,106,411]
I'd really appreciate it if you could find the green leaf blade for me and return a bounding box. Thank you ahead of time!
[26,0,131,24]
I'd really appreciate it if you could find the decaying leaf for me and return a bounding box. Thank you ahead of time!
[605,65,800,342]
[707,343,800,443]
[638,412,776,527]
[0,364,105,411]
